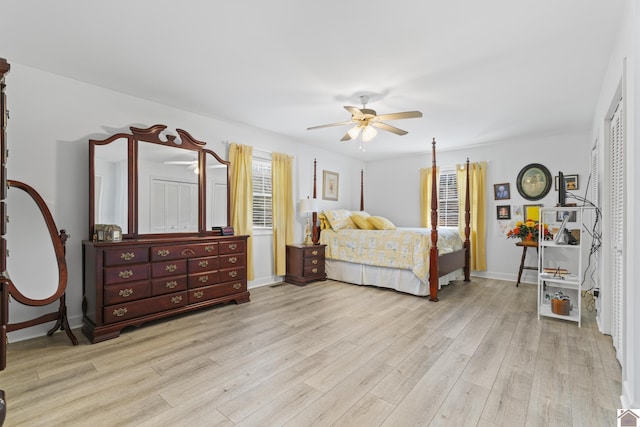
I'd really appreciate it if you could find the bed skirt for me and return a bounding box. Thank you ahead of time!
[325,259,463,296]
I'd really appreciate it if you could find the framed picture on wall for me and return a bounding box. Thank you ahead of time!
[322,170,339,201]
[523,204,543,222]
[497,205,511,220]
[494,183,510,200]
[555,174,579,191]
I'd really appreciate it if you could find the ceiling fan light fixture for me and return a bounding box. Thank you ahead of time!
[361,125,377,142]
[347,125,362,139]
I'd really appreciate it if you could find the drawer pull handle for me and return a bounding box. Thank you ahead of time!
[166,264,178,272]
[193,291,204,299]
[199,275,209,283]
[181,248,195,256]
[228,270,238,278]
[312,268,318,274]
[228,256,237,264]
[171,296,183,304]
[119,288,134,297]
[312,250,318,256]
[165,281,178,289]
[118,270,133,279]
[228,243,237,250]
[233,283,241,290]
[198,260,209,267]
[113,307,127,317]
[121,252,135,261]
[157,249,170,257]
[205,245,215,253]
[312,259,318,265]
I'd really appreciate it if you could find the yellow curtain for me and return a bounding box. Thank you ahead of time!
[457,161,487,271]
[271,152,293,276]
[229,143,254,280]
[419,167,438,228]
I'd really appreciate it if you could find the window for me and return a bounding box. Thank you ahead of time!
[252,157,272,228]
[438,168,458,227]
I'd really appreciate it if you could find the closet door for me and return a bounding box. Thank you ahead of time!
[608,99,625,362]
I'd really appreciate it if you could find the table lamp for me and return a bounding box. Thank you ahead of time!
[299,197,318,245]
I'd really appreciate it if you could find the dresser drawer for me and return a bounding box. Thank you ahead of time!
[188,256,219,274]
[151,276,188,296]
[104,280,151,305]
[219,266,245,282]
[104,264,150,285]
[103,291,188,323]
[190,242,218,257]
[188,271,220,288]
[104,247,149,266]
[151,244,198,261]
[152,259,187,278]
[304,264,325,277]
[219,240,245,255]
[188,280,246,304]
[220,253,245,269]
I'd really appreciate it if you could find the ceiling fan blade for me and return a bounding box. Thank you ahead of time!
[340,131,354,141]
[344,106,364,117]
[307,120,353,130]
[374,111,423,121]
[164,160,196,165]
[371,121,408,136]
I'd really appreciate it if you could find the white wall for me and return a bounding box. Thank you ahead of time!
[589,0,638,410]
[365,133,591,284]
[4,63,363,341]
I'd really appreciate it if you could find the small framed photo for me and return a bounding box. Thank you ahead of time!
[494,183,510,200]
[322,170,339,201]
[497,205,511,220]
[556,210,577,222]
[523,204,543,222]
[555,174,579,191]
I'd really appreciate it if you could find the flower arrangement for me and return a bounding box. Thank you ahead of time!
[506,220,551,241]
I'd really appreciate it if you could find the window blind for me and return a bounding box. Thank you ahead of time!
[438,169,458,227]
[252,158,272,228]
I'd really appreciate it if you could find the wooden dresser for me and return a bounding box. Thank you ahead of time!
[284,244,326,285]
[82,235,249,343]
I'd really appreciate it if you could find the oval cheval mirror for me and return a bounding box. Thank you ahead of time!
[2,181,78,358]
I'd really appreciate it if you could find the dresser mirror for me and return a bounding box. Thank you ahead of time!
[89,124,230,239]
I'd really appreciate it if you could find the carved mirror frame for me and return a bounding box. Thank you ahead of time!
[89,124,230,239]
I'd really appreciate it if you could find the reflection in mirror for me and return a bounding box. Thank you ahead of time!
[205,150,229,230]
[5,187,60,301]
[138,143,199,234]
[93,137,129,234]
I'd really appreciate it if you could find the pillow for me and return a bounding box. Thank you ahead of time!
[368,216,396,230]
[351,214,374,230]
[318,212,330,230]
[323,209,356,231]
[354,210,371,217]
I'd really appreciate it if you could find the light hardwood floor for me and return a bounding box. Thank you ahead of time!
[0,277,621,426]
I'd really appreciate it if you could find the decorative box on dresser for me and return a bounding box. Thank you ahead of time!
[284,244,326,285]
[83,235,249,343]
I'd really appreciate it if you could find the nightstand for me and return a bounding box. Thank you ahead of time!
[284,244,326,285]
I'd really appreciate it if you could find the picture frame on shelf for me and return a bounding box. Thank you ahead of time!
[497,205,511,220]
[555,174,579,191]
[494,183,510,200]
[556,210,577,222]
[322,170,339,201]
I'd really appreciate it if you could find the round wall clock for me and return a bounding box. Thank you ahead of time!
[516,163,552,201]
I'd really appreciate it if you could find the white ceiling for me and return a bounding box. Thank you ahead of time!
[1,1,626,161]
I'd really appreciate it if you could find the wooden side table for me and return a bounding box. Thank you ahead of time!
[284,244,326,285]
[516,240,538,286]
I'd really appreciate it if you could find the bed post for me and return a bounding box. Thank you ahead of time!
[312,158,320,244]
[464,158,471,281]
[360,169,364,211]
[429,138,439,302]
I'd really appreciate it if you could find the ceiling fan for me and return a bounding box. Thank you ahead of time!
[307,95,423,143]
[163,160,226,174]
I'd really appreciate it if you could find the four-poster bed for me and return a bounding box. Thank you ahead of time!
[313,138,471,301]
